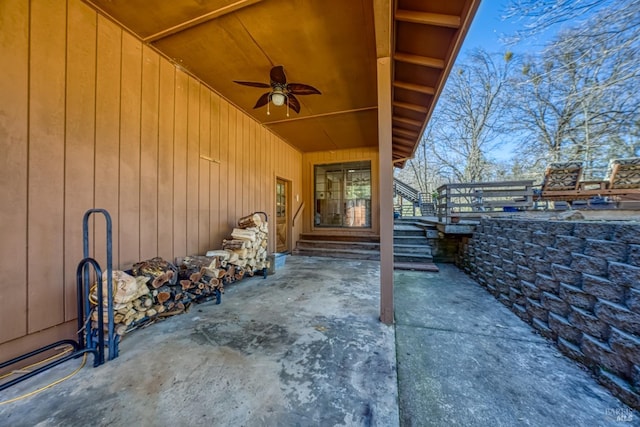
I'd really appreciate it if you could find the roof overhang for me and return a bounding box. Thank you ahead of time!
[84,0,480,167]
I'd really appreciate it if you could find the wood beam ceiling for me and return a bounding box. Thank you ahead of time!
[393,157,412,163]
[393,102,428,114]
[392,135,416,147]
[393,116,422,128]
[394,52,444,69]
[263,106,377,125]
[393,127,419,139]
[143,0,264,42]
[393,81,435,95]
[390,1,481,168]
[395,9,460,28]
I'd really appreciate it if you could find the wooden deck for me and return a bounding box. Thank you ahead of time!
[436,180,535,224]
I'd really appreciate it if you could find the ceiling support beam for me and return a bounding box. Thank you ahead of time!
[393,116,422,128]
[393,146,414,154]
[393,136,414,145]
[393,102,428,114]
[393,157,412,163]
[394,52,444,69]
[373,0,392,58]
[263,106,377,125]
[395,9,460,28]
[393,127,418,139]
[393,81,435,95]
[393,136,415,146]
[144,0,264,42]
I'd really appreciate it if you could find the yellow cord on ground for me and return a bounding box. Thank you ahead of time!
[1,280,110,405]
[0,346,73,381]
[0,353,87,405]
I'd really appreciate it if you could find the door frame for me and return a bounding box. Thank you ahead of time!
[275,177,292,253]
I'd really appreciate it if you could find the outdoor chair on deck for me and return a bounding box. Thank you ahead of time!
[535,161,584,202]
[536,158,640,205]
[606,157,640,194]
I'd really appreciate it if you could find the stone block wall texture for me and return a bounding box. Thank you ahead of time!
[456,218,640,409]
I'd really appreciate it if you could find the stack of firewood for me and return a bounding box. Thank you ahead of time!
[90,213,269,337]
[221,213,269,274]
[90,257,179,335]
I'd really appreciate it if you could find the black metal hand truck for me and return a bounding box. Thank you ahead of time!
[0,209,117,392]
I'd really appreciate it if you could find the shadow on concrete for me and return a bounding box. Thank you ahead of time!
[0,257,398,427]
[395,264,638,426]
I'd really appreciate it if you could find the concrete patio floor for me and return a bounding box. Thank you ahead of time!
[1,257,638,426]
[395,264,638,426]
[0,257,397,426]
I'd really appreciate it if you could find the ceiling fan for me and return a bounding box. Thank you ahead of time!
[234,65,321,117]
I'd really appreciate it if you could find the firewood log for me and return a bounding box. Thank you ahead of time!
[222,239,246,250]
[225,265,236,277]
[203,268,225,279]
[151,270,173,289]
[116,303,133,315]
[206,250,230,260]
[232,248,248,259]
[238,213,263,228]
[131,257,178,287]
[179,279,193,291]
[157,291,171,304]
[176,255,215,281]
[231,228,256,241]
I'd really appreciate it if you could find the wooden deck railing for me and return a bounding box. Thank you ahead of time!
[436,180,535,224]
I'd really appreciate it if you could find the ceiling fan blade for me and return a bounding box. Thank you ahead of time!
[287,94,301,113]
[270,65,287,85]
[287,83,321,95]
[253,92,271,109]
[234,80,271,88]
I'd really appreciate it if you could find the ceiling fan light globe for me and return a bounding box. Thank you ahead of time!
[271,92,286,106]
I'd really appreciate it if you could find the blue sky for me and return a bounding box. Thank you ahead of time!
[450,1,557,161]
[461,1,555,56]
[463,1,514,54]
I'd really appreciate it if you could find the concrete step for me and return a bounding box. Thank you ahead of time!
[393,225,426,237]
[394,235,431,246]
[299,232,379,243]
[293,247,380,261]
[393,244,432,256]
[295,239,380,251]
[394,252,434,263]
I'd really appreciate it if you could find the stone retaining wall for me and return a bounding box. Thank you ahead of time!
[456,218,640,409]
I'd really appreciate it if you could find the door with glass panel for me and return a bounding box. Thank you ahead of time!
[314,161,371,228]
[276,178,289,253]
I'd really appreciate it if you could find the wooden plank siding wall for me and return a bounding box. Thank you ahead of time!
[302,148,380,235]
[0,0,302,360]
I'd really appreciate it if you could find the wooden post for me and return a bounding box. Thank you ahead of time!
[378,56,394,324]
